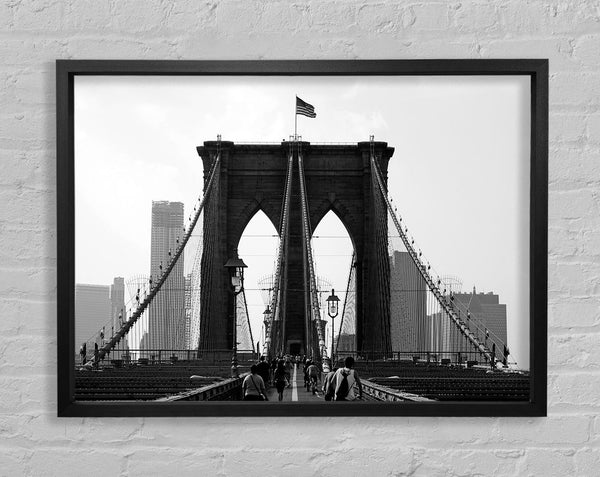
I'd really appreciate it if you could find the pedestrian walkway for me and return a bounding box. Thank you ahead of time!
[265,364,323,402]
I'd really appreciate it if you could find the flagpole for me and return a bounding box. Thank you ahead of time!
[294,96,297,141]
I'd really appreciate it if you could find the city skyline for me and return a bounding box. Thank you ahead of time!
[75,240,510,363]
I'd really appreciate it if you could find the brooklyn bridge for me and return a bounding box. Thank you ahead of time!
[74,137,529,403]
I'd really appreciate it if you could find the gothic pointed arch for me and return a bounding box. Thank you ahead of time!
[197,140,394,354]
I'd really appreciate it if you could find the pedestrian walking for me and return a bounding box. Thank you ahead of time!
[80,343,86,365]
[273,360,289,401]
[330,356,362,401]
[93,342,99,370]
[256,356,271,386]
[284,357,292,387]
[242,365,268,401]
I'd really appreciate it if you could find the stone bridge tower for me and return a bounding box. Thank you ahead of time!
[197,140,395,357]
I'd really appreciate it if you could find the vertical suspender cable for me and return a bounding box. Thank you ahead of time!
[370,149,492,363]
[264,149,294,358]
[94,152,222,364]
[297,147,328,361]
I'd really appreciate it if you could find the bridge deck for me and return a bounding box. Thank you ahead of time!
[265,364,324,402]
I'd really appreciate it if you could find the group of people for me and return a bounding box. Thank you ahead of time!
[242,355,363,402]
[241,355,294,402]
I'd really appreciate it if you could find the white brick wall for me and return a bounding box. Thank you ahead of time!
[1,1,598,475]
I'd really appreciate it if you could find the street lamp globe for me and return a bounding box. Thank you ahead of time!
[326,288,340,318]
[326,289,340,364]
[224,253,247,378]
[224,256,247,291]
[263,305,271,323]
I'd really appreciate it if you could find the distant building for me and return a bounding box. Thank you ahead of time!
[453,287,507,350]
[389,251,428,353]
[148,200,186,350]
[184,273,192,349]
[109,277,128,358]
[75,284,111,348]
[430,287,507,359]
[139,332,149,352]
[110,277,125,331]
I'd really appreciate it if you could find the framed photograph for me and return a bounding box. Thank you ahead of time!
[57,59,547,417]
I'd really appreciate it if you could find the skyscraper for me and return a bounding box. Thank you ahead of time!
[184,273,192,349]
[148,201,185,351]
[451,287,508,351]
[110,277,128,357]
[429,287,508,359]
[389,251,428,352]
[75,284,111,349]
[110,277,125,331]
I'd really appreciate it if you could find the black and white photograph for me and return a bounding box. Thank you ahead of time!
[58,61,546,416]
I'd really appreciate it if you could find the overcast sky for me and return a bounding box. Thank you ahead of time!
[75,74,530,368]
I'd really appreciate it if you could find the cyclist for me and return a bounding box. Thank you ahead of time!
[306,361,320,395]
[303,359,312,391]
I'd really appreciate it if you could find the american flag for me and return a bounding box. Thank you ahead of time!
[296,96,316,118]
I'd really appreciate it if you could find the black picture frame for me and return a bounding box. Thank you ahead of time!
[57,59,548,417]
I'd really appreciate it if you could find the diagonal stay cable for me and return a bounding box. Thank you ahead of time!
[93,152,222,364]
[369,147,493,363]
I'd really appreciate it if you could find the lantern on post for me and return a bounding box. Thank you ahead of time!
[326,289,340,364]
[224,253,247,378]
[262,305,272,357]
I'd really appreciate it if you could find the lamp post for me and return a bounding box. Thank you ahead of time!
[224,253,247,378]
[326,288,340,365]
[262,305,271,358]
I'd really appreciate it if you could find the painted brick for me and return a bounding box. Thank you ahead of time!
[29,449,124,477]
[388,38,482,57]
[10,0,64,32]
[161,1,218,32]
[550,333,600,369]
[109,1,168,32]
[496,416,590,444]
[482,37,576,72]
[0,0,599,474]
[548,299,600,328]
[549,189,599,221]
[550,113,588,144]
[549,372,600,409]
[550,147,600,189]
[574,447,600,476]
[0,298,54,335]
[587,114,600,143]
[548,262,600,298]
[356,3,403,33]
[64,37,177,60]
[124,449,225,476]
[412,449,522,477]
[573,34,600,69]
[61,1,113,31]
[522,448,577,476]
[500,1,600,36]
[548,226,582,258]
[311,2,358,32]
[410,3,451,31]
[452,2,501,34]
[245,447,414,476]
[551,72,600,107]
